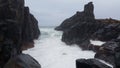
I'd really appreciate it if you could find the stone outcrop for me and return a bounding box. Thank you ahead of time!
[56,2,106,50]
[55,2,120,51]
[55,2,95,31]
[0,0,40,67]
[56,2,120,68]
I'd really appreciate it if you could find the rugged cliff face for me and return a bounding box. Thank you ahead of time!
[0,0,40,67]
[56,2,120,50]
[56,2,105,49]
[56,2,120,68]
[55,2,95,31]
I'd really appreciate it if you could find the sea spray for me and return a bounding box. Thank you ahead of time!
[24,27,95,68]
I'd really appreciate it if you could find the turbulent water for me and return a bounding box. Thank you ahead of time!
[24,27,96,68]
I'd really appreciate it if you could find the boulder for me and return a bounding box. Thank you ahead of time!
[76,59,111,68]
[4,54,41,68]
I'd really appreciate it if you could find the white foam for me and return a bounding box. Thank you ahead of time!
[90,40,105,46]
[24,27,95,68]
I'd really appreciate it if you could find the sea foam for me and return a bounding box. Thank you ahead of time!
[24,27,95,68]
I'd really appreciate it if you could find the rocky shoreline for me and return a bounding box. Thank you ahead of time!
[0,0,120,68]
[0,0,40,68]
[56,2,120,68]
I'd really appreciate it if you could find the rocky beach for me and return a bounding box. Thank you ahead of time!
[0,0,120,68]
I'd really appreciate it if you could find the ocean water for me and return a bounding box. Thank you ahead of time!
[23,27,97,68]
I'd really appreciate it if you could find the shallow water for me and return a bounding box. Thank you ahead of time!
[24,27,95,68]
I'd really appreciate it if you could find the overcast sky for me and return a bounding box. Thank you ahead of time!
[25,0,120,26]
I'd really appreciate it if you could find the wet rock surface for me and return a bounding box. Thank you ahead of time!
[0,0,40,67]
[76,59,112,68]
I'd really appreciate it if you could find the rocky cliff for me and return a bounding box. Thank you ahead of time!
[0,0,40,67]
[56,2,120,68]
[55,2,95,31]
[55,2,120,50]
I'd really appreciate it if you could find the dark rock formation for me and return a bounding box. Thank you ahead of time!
[61,21,104,47]
[4,54,41,68]
[56,2,120,68]
[56,2,105,50]
[21,7,40,50]
[0,0,40,67]
[95,42,119,67]
[56,2,120,51]
[93,41,120,68]
[55,2,95,31]
[76,59,112,68]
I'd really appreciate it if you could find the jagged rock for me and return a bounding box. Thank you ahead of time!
[84,2,95,22]
[55,2,95,31]
[58,2,105,50]
[76,59,112,68]
[95,42,119,66]
[56,1,120,52]
[0,0,40,67]
[4,54,41,68]
[56,2,120,68]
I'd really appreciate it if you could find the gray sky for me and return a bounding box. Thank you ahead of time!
[25,0,120,26]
